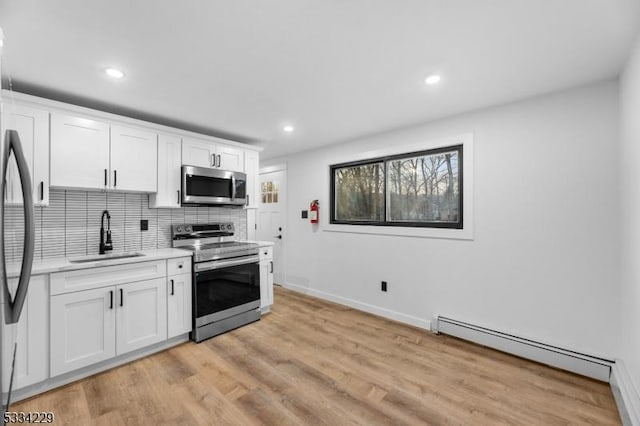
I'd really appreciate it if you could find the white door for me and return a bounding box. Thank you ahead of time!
[244,150,260,208]
[1,104,49,205]
[1,275,48,390]
[259,259,274,310]
[217,144,244,172]
[182,137,215,168]
[150,133,182,208]
[50,113,110,190]
[110,125,158,192]
[257,169,286,284]
[116,278,167,355]
[50,286,116,376]
[167,273,192,338]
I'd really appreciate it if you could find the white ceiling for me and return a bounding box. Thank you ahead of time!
[0,1,638,159]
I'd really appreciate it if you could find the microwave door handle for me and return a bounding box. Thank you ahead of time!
[231,175,236,199]
[2,130,35,325]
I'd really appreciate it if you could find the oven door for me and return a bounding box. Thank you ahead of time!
[194,256,260,327]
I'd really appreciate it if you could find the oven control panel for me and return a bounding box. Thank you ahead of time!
[172,222,235,238]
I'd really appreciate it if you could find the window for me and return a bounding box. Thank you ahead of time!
[261,181,279,204]
[330,145,463,228]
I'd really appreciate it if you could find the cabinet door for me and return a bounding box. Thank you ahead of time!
[259,260,274,310]
[110,125,158,192]
[149,133,182,208]
[1,275,49,390]
[244,150,260,208]
[217,144,244,172]
[1,104,49,206]
[50,287,116,376]
[50,113,110,190]
[116,278,167,355]
[167,273,192,338]
[182,137,215,168]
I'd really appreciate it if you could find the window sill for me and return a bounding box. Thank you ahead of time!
[323,223,473,240]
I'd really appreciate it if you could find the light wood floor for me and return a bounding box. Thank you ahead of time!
[12,286,620,425]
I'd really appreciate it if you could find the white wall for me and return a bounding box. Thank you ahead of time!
[620,33,640,405]
[264,80,620,358]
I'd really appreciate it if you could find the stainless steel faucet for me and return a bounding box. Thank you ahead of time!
[99,210,113,254]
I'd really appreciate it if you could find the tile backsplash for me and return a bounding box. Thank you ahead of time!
[4,189,247,262]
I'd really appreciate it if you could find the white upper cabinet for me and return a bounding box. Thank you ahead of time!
[1,104,50,205]
[110,125,157,192]
[182,137,244,172]
[51,114,158,192]
[50,113,110,190]
[244,150,260,208]
[149,133,182,208]
[217,144,244,172]
[182,137,215,168]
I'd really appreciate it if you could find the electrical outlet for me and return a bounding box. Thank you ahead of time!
[381,281,387,292]
[140,219,148,231]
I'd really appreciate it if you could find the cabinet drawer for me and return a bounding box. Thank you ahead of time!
[51,260,166,295]
[167,256,191,276]
[259,246,273,261]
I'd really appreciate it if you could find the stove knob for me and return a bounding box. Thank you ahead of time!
[176,226,183,233]
[186,225,193,233]
[227,224,233,230]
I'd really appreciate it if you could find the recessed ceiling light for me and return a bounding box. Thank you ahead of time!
[424,74,441,85]
[283,125,294,133]
[105,68,125,79]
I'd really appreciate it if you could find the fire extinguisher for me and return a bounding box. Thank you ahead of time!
[310,200,319,224]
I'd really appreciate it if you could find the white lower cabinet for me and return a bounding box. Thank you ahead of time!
[50,286,116,376]
[116,278,167,355]
[50,259,178,377]
[259,247,274,312]
[51,277,168,376]
[167,273,192,338]
[2,275,49,390]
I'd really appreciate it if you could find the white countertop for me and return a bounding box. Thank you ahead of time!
[6,248,192,279]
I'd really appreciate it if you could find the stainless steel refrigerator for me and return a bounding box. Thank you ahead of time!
[0,27,35,418]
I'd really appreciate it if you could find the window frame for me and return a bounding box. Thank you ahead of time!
[330,144,463,229]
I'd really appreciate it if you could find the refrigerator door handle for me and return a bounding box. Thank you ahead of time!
[1,129,35,324]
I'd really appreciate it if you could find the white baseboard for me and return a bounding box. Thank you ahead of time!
[611,359,640,425]
[280,282,430,330]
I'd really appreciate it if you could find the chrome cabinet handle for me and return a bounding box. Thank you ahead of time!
[177,190,180,205]
[218,154,221,167]
[1,130,35,324]
[113,170,117,187]
[104,169,107,187]
[40,181,44,201]
[211,153,215,167]
[119,288,123,307]
[270,261,273,273]
[170,279,175,295]
[109,290,114,309]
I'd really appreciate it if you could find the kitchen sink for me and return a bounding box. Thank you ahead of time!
[68,252,145,263]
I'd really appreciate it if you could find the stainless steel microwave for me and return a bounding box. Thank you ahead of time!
[181,165,247,206]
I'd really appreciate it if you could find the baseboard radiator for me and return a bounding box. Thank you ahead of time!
[433,316,614,382]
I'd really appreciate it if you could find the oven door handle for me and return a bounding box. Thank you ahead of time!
[195,255,260,272]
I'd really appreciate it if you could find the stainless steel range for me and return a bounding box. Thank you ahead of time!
[172,222,261,342]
